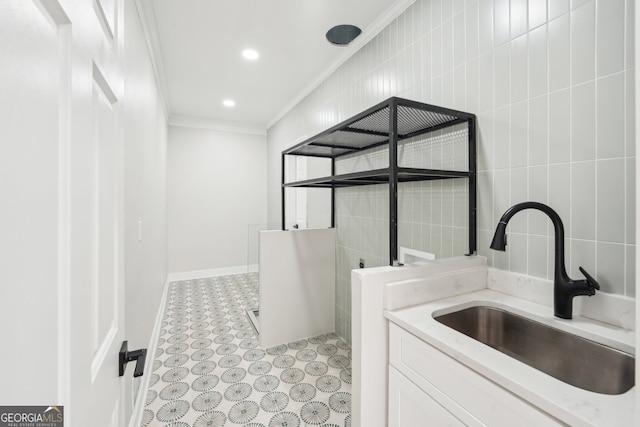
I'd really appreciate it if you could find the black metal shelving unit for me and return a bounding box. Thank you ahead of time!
[281,97,477,266]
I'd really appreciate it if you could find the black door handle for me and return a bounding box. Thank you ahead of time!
[119,341,147,377]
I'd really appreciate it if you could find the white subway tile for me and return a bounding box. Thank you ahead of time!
[510,0,528,38]
[548,14,570,91]
[479,0,494,53]
[412,42,423,95]
[466,2,479,61]
[454,65,467,110]
[571,81,596,162]
[570,239,596,282]
[625,70,635,157]
[478,51,494,112]
[466,58,479,113]
[529,0,547,30]
[597,73,625,160]
[528,165,549,235]
[397,14,406,51]
[413,1,423,41]
[510,101,528,167]
[431,224,443,257]
[432,75,443,105]
[453,0,466,15]
[453,226,468,256]
[421,182,433,223]
[443,70,455,108]
[528,25,548,98]
[422,0,432,35]
[432,0,443,29]
[596,0,625,77]
[528,235,548,278]
[420,222,432,250]
[509,167,529,233]
[432,25,443,76]
[596,242,625,294]
[597,158,625,243]
[570,160,596,240]
[626,158,635,244]
[549,0,570,20]
[494,169,510,222]
[548,88,571,163]
[494,242,510,269]
[571,0,590,9]
[432,181,443,224]
[494,0,511,46]
[626,245,635,296]
[478,229,496,265]
[509,233,528,274]
[442,19,454,73]
[510,34,529,103]
[570,2,595,85]
[494,106,511,168]
[389,18,399,55]
[625,0,634,71]
[478,110,495,171]
[494,43,511,108]
[442,0,454,22]
[453,11,467,67]
[442,181,454,226]
[548,164,571,236]
[528,95,549,166]
[478,171,495,229]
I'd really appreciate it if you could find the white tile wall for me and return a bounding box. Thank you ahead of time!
[267,0,636,342]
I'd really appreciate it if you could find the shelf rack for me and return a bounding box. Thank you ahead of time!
[281,97,477,265]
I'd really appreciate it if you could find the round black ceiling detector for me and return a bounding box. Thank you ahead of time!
[326,24,362,46]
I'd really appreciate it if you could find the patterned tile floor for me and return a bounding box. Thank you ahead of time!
[142,273,352,427]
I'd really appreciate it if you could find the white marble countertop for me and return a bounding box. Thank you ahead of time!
[384,289,635,427]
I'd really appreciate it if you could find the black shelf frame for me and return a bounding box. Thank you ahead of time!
[281,97,477,265]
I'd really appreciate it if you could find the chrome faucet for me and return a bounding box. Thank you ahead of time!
[490,202,600,319]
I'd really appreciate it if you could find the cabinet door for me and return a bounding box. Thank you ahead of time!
[389,324,564,427]
[389,366,466,427]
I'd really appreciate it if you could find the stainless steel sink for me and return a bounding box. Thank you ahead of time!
[434,305,635,395]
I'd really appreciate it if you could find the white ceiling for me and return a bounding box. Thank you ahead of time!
[138,0,414,133]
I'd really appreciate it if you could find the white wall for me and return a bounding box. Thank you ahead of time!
[168,126,267,274]
[268,0,636,342]
[123,0,168,417]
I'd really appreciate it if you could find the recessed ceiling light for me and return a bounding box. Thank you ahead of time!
[223,99,236,107]
[242,49,259,60]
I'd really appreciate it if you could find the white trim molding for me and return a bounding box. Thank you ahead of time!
[128,274,171,427]
[169,114,267,136]
[167,265,258,282]
[133,0,171,119]
[266,0,416,129]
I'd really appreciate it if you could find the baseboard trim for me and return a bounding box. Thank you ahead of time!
[129,275,171,427]
[167,264,258,282]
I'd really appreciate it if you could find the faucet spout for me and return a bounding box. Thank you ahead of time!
[490,202,600,319]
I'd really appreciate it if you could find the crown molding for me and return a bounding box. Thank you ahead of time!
[133,0,172,119]
[169,114,268,136]
[266,0,416,129]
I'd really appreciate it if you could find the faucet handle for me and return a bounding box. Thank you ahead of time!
[578,266,601,293]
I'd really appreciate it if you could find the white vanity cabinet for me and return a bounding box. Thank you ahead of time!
[389,364,465,426]
[388,323,565,427]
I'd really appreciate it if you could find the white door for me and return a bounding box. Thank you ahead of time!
[0,1,127,426]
